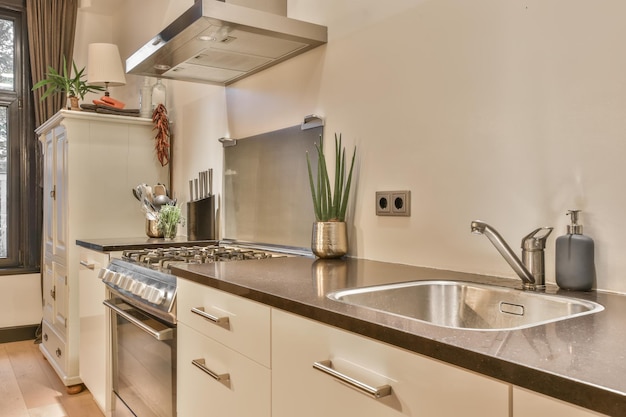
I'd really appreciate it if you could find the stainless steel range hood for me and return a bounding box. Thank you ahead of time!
[126,0,327,86]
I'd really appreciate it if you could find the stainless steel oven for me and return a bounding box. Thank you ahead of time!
[101,244,301,417]
[102,258,178,417]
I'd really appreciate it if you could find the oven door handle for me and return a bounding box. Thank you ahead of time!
[103,299,174,341]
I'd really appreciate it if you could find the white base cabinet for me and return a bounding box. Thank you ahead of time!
[272,309,509,417]
[177,279,271,417]
[78,248,120,415]
[513,387,607,417]
[177,323,271,417]
[37,110,167,390]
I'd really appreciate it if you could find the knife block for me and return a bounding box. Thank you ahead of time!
[187,196,215,240]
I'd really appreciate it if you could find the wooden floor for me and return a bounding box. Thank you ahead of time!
[0,339,104,417]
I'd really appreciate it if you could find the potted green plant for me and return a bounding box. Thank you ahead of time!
[32,56,104,110]
[306,133,356,258]
[157,203,184,240]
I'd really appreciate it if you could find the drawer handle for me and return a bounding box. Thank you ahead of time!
[191,306,230,329]
[312,360,392,399]
[43,333,48,342]
[55,348,62,358]
[79,260,95,270]
[191,358,231,387]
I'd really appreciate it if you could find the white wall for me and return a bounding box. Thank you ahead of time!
[0,274,42,327]
[73,0,626,294]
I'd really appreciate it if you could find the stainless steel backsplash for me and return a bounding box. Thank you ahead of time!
[223,125,322,248]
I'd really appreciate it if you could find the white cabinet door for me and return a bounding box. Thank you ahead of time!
[272,309,509,417]
[513,387,607,417]
[42,132,54,256]
[42,261,54,324]
[52,127,67,259]
[177,323,271,417]
[79,248,113,414]
[52,261,68,336]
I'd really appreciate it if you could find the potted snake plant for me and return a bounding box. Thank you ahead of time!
[306,133,356,258]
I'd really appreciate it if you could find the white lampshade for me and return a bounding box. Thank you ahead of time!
[87,43,126,87]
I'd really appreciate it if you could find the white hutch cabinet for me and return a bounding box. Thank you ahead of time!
[37,110,167,392]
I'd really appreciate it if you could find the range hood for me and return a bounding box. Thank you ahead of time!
[126,0,327,86]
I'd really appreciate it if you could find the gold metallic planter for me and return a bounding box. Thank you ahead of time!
[311,221,348,259]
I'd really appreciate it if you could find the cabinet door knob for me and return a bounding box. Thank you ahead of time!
[50,287,56,300]
[50,185,56,199]
[313,360,392,399]
[43,333,48,341]
[55,348,62,358]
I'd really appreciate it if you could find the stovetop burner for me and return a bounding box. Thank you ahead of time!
[122,244,283,272]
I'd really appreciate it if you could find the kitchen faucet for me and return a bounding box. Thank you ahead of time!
[471,220,553,290]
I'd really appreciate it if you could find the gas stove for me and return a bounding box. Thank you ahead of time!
[101,243,300,324]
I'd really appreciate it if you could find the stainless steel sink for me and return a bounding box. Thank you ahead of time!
[327,280,604,331]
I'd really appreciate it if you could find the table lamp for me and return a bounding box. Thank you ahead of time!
[87,43,126,108]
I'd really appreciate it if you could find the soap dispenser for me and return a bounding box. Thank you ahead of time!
[555,210,595,291]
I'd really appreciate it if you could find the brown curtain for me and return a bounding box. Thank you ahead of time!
[26,0,78,127]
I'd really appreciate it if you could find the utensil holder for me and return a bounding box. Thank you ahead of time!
[146,219,164,238]
[187,196,215,240]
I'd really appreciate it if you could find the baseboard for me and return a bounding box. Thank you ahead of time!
[0,324,40,343]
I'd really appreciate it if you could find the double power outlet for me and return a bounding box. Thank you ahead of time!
[375,190,411,216]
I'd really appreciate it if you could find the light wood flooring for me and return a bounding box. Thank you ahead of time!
[0,339,104,417]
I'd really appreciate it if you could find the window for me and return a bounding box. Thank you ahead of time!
[0,0,40,273]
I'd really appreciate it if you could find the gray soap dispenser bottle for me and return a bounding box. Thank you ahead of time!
[555,210,595,291]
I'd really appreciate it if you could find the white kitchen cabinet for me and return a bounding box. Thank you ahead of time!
[176,278,271,417]
[272,309,509,417]
[513,386,608,417]
[37,110,168,391]
[78,247,121,415]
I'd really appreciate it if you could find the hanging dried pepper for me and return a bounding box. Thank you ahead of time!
[152,103,170,166]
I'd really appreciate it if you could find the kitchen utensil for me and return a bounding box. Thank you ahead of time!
[208,168,213,196]
[154,184,167,196]
[153,194,171,210]
[199,171,205,199]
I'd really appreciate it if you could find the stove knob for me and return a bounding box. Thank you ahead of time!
[116,273,127,288]
[97,268,107,280]
[148,288,166,305]
[120,275,135,291]
[109,272,120,285]
[132,282,146,297]
[140,286,154,300]
[101,269,115,282]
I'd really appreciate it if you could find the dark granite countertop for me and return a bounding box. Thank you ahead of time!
[171,256,626,417]
[76,237,217,252]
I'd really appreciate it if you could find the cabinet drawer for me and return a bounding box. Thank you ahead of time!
[177,323,270,417]
[272,309,509,417]
[177,279,270,367]
[41,321,67,375]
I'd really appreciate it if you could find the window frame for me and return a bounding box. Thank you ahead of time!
[0,0,41,274]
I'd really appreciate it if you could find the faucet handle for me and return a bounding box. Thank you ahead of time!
[521,227,553,251]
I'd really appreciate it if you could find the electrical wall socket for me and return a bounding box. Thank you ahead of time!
[376,190,411,216]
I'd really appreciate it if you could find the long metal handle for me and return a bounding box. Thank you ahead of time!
[312,360,392,399]
[79,260,95,270]
[191,306,230,329]
[191,358,231,387]
[103,299,174,341]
